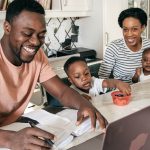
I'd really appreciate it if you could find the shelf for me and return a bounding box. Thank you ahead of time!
[45,10,92,18]
[0,10,92,21]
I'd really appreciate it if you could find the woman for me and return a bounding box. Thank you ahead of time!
[99,7,150,84]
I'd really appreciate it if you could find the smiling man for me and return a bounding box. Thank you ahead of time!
[0,0,106,149]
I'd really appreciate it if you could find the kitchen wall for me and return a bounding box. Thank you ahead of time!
[76,0,103,58]
[0,0,104,58]
[45,0,103,58]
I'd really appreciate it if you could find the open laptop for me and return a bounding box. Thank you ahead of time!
[102,106,150,150]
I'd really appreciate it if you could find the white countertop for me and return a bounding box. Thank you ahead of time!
[64,79,150,149]
[1,79,149,150]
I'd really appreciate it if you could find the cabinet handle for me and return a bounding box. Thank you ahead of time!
[63,0,68,6]
[105,32,109,46]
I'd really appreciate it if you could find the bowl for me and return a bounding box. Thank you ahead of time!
[111,91,131,106]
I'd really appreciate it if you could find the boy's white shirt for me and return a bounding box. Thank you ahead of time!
[139,69,150,82]
[71,77,107,97]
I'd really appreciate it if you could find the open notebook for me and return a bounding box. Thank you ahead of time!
[0,109,101,150]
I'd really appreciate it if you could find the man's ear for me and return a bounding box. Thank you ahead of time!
[3,21,11,34]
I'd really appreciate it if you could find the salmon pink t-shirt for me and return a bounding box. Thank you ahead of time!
[0,44,56,126]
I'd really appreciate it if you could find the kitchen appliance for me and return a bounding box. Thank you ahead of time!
[57,47,96,60]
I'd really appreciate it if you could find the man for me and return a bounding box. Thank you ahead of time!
[0,0,106,149]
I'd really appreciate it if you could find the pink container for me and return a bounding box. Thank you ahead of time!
[111,91,131,106]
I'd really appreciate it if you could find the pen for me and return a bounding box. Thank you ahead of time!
[28,121,55,147]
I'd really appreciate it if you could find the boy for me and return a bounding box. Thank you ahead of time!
[132,48,150,83]
[64,56,131,99]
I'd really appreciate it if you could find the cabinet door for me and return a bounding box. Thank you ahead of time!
[128,0,148,38]
[61,0,92,11]
[103,0,128,55]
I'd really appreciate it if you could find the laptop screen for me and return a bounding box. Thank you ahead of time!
[102,106,150,150]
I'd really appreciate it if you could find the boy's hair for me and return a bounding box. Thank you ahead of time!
[142,47,150,57]
[64,56,87,74]
[6,0,45,23]
[118,7,147,28]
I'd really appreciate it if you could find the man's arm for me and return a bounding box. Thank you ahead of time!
[41,75,107,129]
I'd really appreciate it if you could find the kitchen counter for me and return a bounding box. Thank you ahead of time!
[65,79,150,149]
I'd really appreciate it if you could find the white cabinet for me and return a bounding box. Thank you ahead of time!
[102,0,128,55]
[0,0,93,21]
[50,0,92,17]
[128,0,149,38]
[52,0,92,11]
[61,0,92,11]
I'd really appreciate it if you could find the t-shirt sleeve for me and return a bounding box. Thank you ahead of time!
[94,78,107,93]
[38,49,56,83]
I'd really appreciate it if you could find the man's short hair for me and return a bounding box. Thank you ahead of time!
[64,56,86,74]
[6,0,45,23]
[118,7,147,28]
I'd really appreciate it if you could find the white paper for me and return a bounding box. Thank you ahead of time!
[0,109,75,149]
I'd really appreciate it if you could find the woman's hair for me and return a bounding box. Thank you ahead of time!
[64,56,86,74]
[118,7,147,28]
[6,0,45,23]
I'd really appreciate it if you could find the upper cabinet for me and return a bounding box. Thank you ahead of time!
[0,0,93,21]
[102,0,128,54]
[60,0,92,11]
[128,0,149,38]
[48,0,93,18]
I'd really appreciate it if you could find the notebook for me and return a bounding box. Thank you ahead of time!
[102,106,150,150]
[0,109,100,150]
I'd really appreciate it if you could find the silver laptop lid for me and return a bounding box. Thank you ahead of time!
[102,106,150,150]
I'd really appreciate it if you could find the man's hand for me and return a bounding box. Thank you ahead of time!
[3,127,54,150]
[76,102,107,130]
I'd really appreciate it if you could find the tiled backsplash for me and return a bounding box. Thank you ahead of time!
[44,17,79,57]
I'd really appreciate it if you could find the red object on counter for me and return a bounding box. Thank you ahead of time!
[111,91,131,106]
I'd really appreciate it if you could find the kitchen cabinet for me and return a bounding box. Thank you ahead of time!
[102,0,128,55]
[60,0,92,11]
[128,0,149,38]
[51,0,92,17]
[0,0,93,21]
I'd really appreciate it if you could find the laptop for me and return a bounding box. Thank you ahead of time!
[102,106,150,150]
